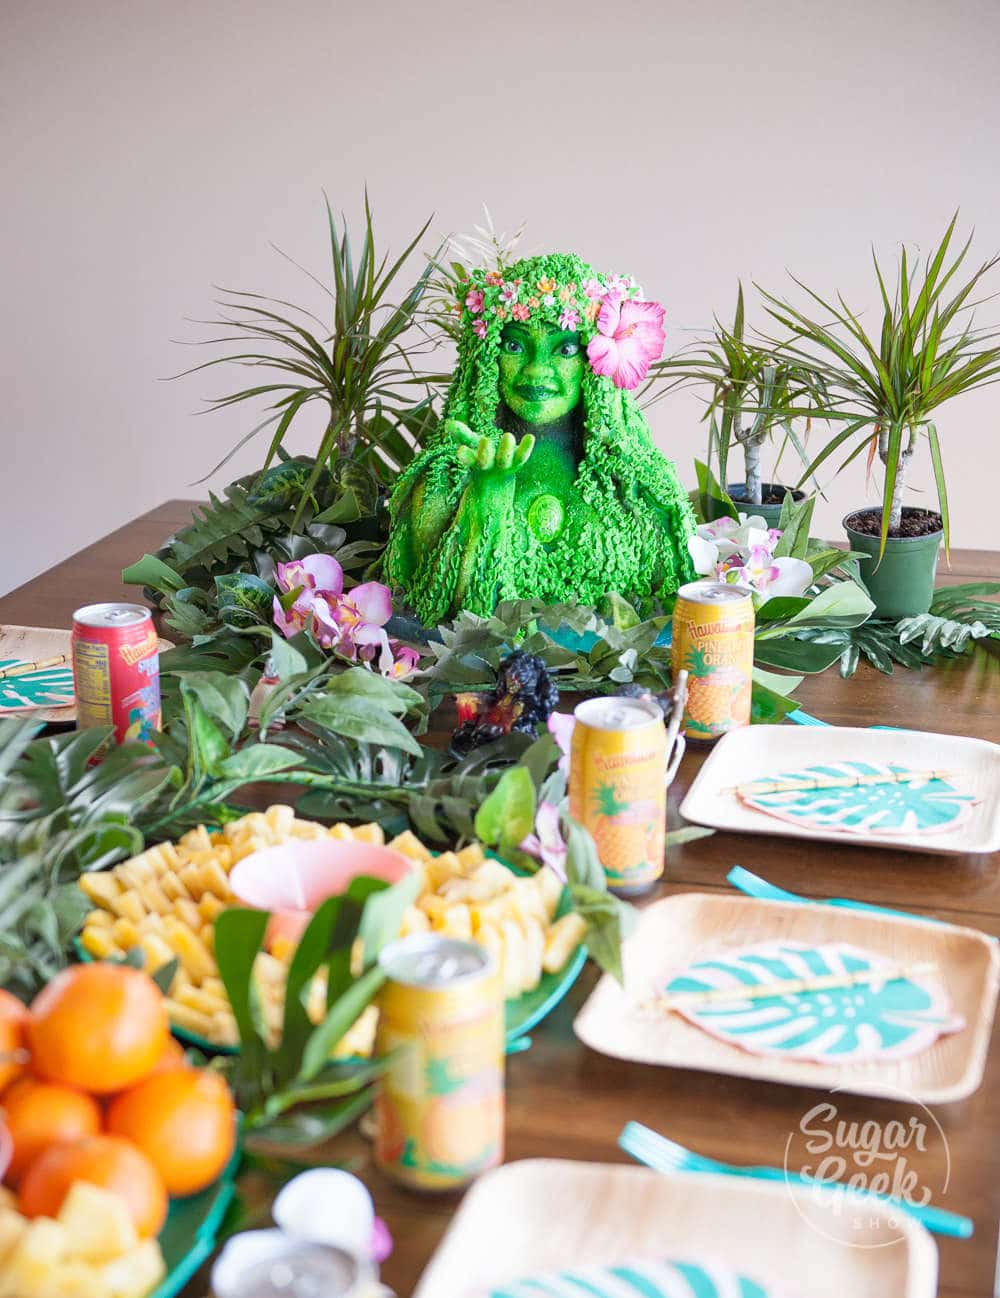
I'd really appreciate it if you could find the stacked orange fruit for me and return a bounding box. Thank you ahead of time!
[0,964,236,1241]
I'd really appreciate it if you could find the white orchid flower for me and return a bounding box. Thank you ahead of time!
[687,514,813,599]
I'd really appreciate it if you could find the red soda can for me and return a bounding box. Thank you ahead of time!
[71,603,161,746]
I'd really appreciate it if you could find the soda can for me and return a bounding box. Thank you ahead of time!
[671,580,755,740]
[374,935,504,1192]
[568,696,667,897]
[211,1236,383,1298]
[71,603,161,746]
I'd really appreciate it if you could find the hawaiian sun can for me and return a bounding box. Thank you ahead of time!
[568,697,667,898]
[671,580,754,741]
[374,935,504,1191]
[71,603,161,746]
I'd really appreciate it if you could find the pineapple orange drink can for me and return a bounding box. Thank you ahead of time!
[568,697,667,897]
[374,935,504,1192]
[71,603,161,746]
[671,580,754,740]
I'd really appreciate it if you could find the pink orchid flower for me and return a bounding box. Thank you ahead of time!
[465,288,485,313]
[272,553,345,638]
[312,580,393,657]
[558,307,581,331]
[587,296,666,390]
[519,800,568,881]
[582,277,604,300]
[547,710,575,774]
[472,318,488,339]
[386,644,421,680]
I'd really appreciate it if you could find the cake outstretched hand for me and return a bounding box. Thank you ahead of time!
[447,420,535,487]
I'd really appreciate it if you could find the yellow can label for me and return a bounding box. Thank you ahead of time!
[672,585,755,738]
[568,702,667,890]
[374,973,504,1191]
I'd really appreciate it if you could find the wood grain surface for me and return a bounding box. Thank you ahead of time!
[0,501,997,1298]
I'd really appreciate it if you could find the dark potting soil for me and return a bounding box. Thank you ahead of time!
[845,507,943,539]
[731,487,803,506]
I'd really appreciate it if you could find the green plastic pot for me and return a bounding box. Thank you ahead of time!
[844,509,942,618]
[727,483,804,528]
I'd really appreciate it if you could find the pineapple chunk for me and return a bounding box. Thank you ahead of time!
[158,869,189,901]
[173,896,203,933]
[179,824,213,853]
[200,859,232,898]
[499,918,531,997]
[138,932,177,972]
[82,908,113,929]
[521,916,546,994]
[175,983,227,1016]
[0,1206,26,1269]
[78,872,120,906]
[0,1218,68,1298]
[265,803,295,835]
[350,821,385,845]
[108,890,145,924]
[110,918,142,950]
[98,1240,167,1298]
[535,866,564,919]
[198,892,227,922]
[80,926,120,960]
[456,842,486,871]
[163,917,216,981]
[388,830,432,862]
[399,904,431,936]
[423,852,464,892]
[542,912,587,973]
[58,1182,137,1263]
[438,902,473,941]
[163,999,215,1038]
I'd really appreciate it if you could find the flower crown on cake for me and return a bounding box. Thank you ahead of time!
[455,252,666,391]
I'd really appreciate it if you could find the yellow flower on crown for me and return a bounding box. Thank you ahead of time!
[537,277,556,294]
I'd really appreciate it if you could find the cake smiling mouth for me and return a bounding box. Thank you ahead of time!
[516,384,560,401]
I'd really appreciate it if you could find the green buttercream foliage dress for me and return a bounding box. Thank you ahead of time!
[385,253,696,625]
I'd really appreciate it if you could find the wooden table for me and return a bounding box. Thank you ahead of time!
[1,502,998,1298]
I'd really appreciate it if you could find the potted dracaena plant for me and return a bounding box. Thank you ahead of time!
[647,283,828,526]
[759,215,1000,618]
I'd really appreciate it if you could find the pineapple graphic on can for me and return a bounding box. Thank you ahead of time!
[672,580,755,740]
[569,697,667,897]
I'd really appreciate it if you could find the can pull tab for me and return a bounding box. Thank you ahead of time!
[664,670,688,787]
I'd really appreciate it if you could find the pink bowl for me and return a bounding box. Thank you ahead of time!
[229,839,415,948]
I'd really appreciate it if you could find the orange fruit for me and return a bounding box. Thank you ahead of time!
[19,1134,168,1237]
[1,1077,102,1185]
[28,964,169,1094]
[107,1066,235,1196]
[0,991,28,1094]
[145,1036,186,1077]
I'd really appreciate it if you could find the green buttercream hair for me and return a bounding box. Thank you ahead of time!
[385,252,697,623]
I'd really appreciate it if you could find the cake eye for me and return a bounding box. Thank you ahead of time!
[503,338,523,354]
[558,341,580,357]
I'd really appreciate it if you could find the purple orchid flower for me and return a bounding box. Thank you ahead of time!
[519,800,568,881]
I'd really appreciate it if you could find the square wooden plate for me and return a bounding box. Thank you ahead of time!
[574,893,999,1103]
[413,1159,937,1298]
[679,725,1000,854]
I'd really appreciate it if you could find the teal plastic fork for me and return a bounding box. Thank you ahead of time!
[619,1121,973,1239]
[727,865,945,926]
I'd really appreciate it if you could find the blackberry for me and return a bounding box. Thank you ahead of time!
[449,651,559,754]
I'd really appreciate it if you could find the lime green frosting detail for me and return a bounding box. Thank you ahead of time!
[385,252,696,624]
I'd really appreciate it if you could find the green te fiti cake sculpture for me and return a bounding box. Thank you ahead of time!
[384,253,697,623]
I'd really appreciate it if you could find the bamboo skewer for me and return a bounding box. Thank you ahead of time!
[0,654,69,681]
[649,961,938,1012]
[726,769,956,797]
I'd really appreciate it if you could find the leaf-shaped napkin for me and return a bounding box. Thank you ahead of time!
[665,940,965,1064]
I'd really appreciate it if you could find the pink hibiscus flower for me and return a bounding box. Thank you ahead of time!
[586,295,666,390]
[582,277,604,300]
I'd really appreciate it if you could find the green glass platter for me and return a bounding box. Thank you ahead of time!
[76,854,586,1057]
[149,1138,241,1298]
